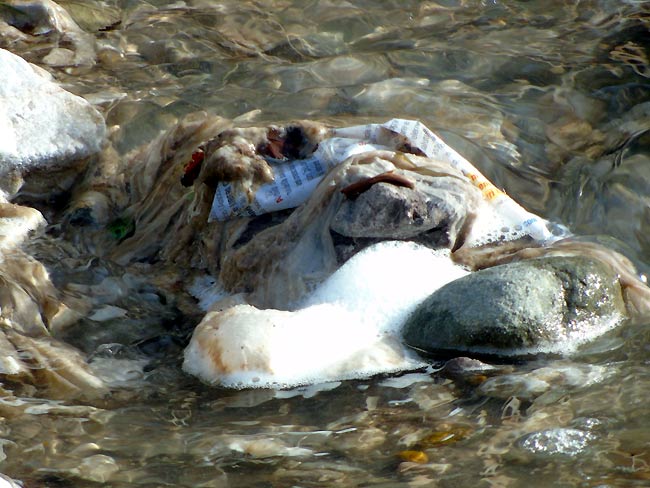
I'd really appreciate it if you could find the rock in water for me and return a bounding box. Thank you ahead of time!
[0,49,109,399]
[331,170,476,242]
[402,256,627,356]
[0,48,105,197]
[0,0,96,66]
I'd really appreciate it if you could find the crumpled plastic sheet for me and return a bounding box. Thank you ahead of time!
[210,118,569,247]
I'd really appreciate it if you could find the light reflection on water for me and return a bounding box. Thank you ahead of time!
[2,0,650,486]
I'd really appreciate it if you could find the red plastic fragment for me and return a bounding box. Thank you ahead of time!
[181,149,205,187]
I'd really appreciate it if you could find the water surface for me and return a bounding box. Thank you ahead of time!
[2,1,650,486]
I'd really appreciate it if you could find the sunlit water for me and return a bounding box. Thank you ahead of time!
[2,0,650,486]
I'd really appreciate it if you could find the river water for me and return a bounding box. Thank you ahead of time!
[2,0,650,486]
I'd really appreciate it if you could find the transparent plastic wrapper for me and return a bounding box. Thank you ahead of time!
[209,118,568,244]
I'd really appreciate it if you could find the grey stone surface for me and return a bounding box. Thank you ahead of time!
[0,48,105,194]
[331,173,477,244]
[331,182,435,239]
[402,255,626,356]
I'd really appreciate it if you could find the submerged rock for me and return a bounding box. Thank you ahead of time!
[402,255,626,356]
[478,362,608,400]
[438,357,506,386]
[0,0,96,67]
[0,48,105,198]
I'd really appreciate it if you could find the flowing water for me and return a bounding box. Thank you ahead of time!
[2,0,650,486]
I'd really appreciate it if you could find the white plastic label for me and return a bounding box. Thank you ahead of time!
[209,138,391,221]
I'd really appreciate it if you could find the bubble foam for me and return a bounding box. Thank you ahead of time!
[183,241,469,388]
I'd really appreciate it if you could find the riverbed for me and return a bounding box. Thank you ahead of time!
[2,1,650,486]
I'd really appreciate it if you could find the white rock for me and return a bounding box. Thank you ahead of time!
[183,302,421,388]
[0,473,22,488]
[0,48,105,188]
[227,437,313,458]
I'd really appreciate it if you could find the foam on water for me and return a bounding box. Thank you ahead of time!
[300,240,470,332]
[183,241,470,388]
[464,200,570,247]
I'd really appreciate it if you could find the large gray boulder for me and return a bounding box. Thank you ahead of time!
[0,48,105,197]
[402,255,626,356]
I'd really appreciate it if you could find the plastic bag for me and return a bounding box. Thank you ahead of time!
[209,118,567,244]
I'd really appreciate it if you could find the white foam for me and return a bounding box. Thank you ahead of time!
[464,199,570,247]
[300,241,470,332]
[187,274,229,311]
[183,241,470,388]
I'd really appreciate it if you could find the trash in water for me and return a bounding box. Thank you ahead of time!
[206,118,568,245]
[181,149,204,187]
